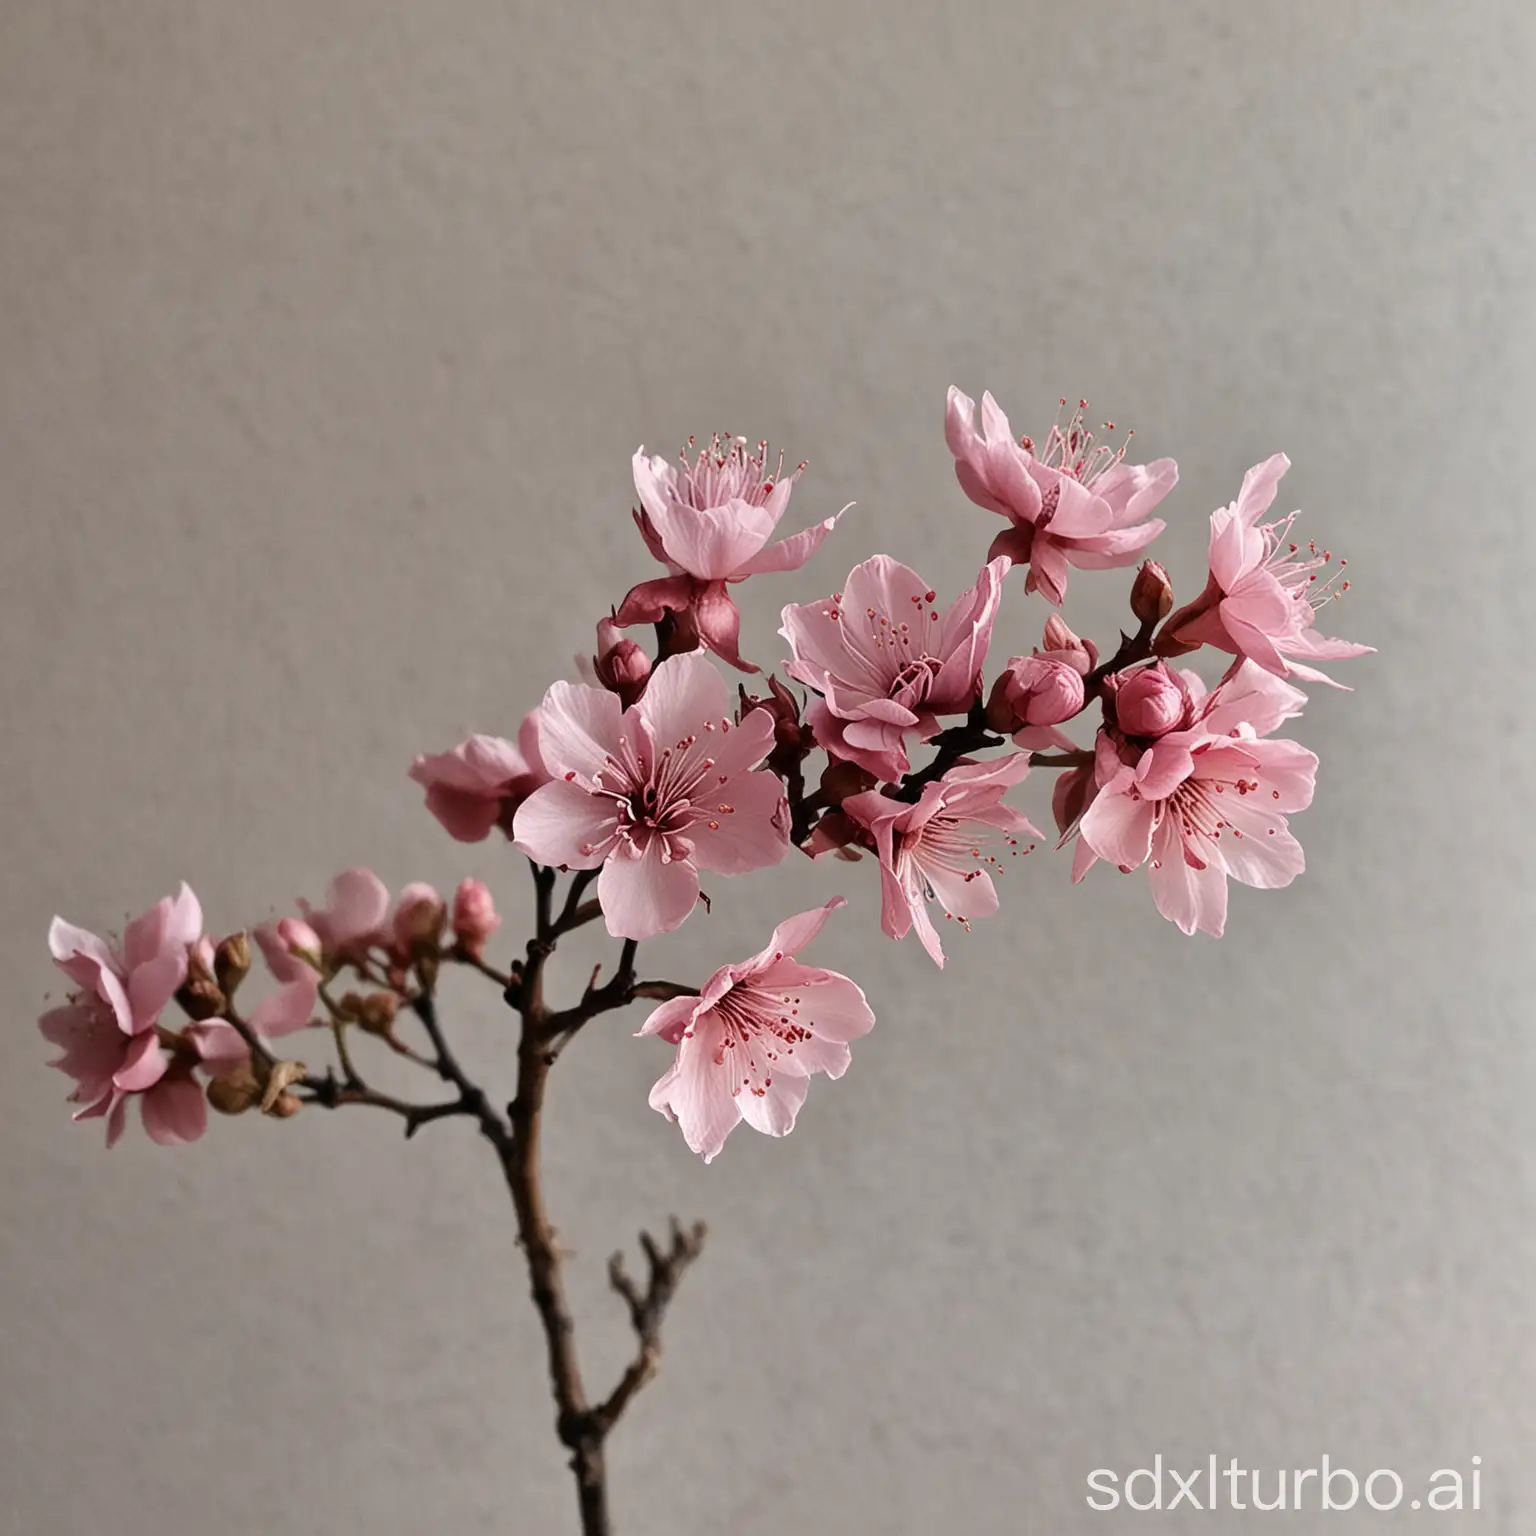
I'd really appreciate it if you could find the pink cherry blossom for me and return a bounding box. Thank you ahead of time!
[410,713,550,843]
[640,898,874,1162]
[781,555,1009,782]
[946,388,1175,604]
[452,878,501,958]
[513,652,790,940]
[42,883,209,1146]
[1076,661,1317,936]
[1161,454,1372,686]
[842,755,1041,966]
[39,1000,210,1146]
[298,868,391,960]
[615,436,842,673]
[48,882,203,1041]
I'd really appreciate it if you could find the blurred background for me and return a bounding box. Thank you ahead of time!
[2,2,1531,1531]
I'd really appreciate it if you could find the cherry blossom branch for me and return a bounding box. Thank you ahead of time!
[497,865,705,1534]
[596,1218,708,1433]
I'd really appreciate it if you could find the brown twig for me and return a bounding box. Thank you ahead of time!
[596,1218,708,1433]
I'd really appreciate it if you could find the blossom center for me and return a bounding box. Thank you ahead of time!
[1021,397,1132,487]
[675,434,802,510]
[709,981,811,1098]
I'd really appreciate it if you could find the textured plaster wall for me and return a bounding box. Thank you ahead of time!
[1,2,1532,1531]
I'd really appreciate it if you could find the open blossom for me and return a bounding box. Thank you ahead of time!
[781,555,1009,782]
[42,884,209,1146]
[1076,661,1317,937]
[615,436,842,672]
[641,898,874,1162]
[513,652,790,939]
[410,713,549,842]
[298,867,391,959]
[842,755,1040,966]
[946,388,1175,604]
[1161,453,1372,686]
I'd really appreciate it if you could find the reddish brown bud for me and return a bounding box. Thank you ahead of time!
[355,992,401,1036]
[213,932,253,995]
[206,1062,262,1116]
[595,618,652,704]
[1130,560,1174,625]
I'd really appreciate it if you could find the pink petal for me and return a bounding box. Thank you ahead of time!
[104,1095,129,1148]
[646,499,777,581]
[126,951,187,1031]
[512,779,618,869]
[162,883,204,952]
[636,995,702,1044]
[776,970,874,1045]
[535,679,627,782]
[326,868,391,947]
[114,1030,168,1093]
[186,1021,251,1075]
[1244,738,1318,812]
[1080,786,1157,870]
[598,842,700,940]
[1199,661,1307,738]
[121,896,174,972]
[141,1075,208,1146]
[1234,452,1291,524]
[631,450,679,527]
[743,897,847,970]
[250,976,319,1037]
[690,770,789,876]
[1213,800,1305,890]
[638,651,731,748]
[423,784,503,842]
[1147,818,1228,937]
[920,860,999,922]
[730,510,843,578]
[736,1070,810,1139]
[649,1020,742,1162]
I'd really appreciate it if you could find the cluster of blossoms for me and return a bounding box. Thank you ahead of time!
[42,392,1368,1163]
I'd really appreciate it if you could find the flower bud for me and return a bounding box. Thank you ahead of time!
[1109,662,1189,738]
[206,1062,262,1116]
[275,917,323,970]
[741,675,812,769]
[1040,615,1095,674]
[1130,560,1174,625]
[391,882,446,956]
[355,992,400,1036]
[986,655,1086,734]
[177,943,226,1021]
[594,618,652,702]
[452,878,501,959]
[267,1090,303,1118]
[213,932,253,995]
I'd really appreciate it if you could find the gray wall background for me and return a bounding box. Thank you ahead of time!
[2,2,1531,1531]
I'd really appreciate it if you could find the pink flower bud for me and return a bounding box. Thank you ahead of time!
[1040,616,1095,674]
[986,655,1086,734]
[452,878,501,959]
[277,917,323,965]
[1130,560,1174,625]
[1110,662,1190,738]
[594,618,652,701]
[392,882,447,954]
